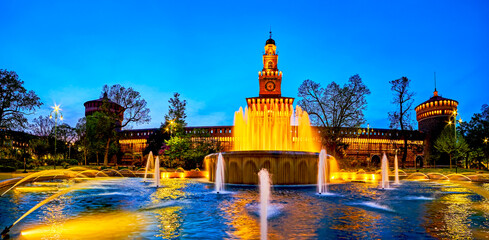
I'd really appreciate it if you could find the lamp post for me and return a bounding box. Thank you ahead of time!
[166,120,175,137]
[449,110,462,172]
[49,104,63,169]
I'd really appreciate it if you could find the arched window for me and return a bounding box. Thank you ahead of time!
[268,61,273,69]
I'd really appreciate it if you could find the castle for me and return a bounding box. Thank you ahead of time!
[84,34,457,168]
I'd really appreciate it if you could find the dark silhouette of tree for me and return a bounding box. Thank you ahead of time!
[298,74,370,157]
[30,116,54,137]
[0,69,42,130]
[388,77,415,168]
[459,104,489,169]
[75,118,89,165]
[96,84,151,166]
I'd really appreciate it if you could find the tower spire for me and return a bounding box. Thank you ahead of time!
[269,26,272,39]
[433,72,438,97]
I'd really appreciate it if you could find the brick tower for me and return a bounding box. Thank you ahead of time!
[415,89,458,164]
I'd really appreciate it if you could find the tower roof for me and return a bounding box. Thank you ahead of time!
[266,38,275,45]
[266,29,275,45]
[416,91,458,109]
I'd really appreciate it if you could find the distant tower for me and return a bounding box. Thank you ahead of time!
[415,88,458,163]
[84,92,125,130]
[246,32,294,109]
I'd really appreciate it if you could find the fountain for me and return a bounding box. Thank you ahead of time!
[143,151,155,182]
[317,149,328,194]
[2,35,489,239]
[215,153,225,193]
[258,169,271,240]
[380,153,390,189]
[394,153,400,185]
[154,156,161,187]
[205,105,328,185]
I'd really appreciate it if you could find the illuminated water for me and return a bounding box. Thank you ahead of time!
[394,154,400,185]
[1,178,489,239]
[215,153,225,193]
[232,105,319,152]
[258,169,270,240]
[380,153,390,189]
[317,149,328,194]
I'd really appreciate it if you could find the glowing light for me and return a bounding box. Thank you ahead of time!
[232,105,319,152]
[21,212,148,239]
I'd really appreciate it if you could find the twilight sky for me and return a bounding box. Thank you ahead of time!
[1,0,488,130]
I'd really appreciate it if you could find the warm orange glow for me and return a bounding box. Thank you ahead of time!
[14,187,60,192]
[20,212,148,239]
[232,105,319,152]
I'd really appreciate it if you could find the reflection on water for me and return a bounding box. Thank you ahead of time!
[423,182,489,239]
[1,178,488,239]
[20,211,149,239]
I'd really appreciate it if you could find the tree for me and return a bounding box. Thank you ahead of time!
[0,69,42,130]
[163,92,187,135]
[97,84,151,165]
[163,134,222,169]
[434,126,469,168]
[29,137,50,162]
[30,115,54,137]
[86,112,117,166]
[75,118,89,165]
[164,136,191,168]
[57,123,77,159]
[459,104,489,169]
[388,77,415,168]
[28,115,55,161]
[298,74,370,156]
[102,84,151,128]
[143,127,170,156]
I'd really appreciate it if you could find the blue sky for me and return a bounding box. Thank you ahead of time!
[1,0,488,130]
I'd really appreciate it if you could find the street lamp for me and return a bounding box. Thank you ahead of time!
[49,104,63,169]
[167,120,176,137]
[449,110,462,172]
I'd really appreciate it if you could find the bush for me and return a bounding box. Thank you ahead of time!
[67,159,79,165]
[0,165,16,172]
[61,162,70,169]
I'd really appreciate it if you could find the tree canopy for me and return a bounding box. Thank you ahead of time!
[388,76,415,168]
[459,104,489,169]
[102,84,151,128]
[91,84,151,166]
[434,125,469,168]
[30,115,54,137]
[298,74,370,156]
[163,92,187,135]
[0,69,42,130]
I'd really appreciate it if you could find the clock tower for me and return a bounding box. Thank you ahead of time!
[259,32,282,97]
[246,32,294,110]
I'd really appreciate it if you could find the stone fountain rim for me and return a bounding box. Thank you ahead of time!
[206,150,320,157]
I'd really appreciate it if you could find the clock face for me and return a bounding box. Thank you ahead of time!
[265,81,276,91]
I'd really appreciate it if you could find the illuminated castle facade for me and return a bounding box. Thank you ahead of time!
[84,34,459,168]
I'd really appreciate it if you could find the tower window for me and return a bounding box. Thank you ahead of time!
[268,61,273,69]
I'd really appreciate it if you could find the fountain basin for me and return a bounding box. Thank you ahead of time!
[205,151,334,185]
